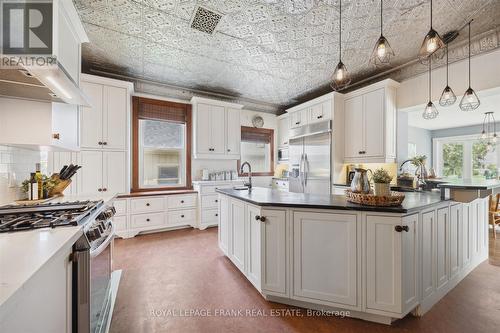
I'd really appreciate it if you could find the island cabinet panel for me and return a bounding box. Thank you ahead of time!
[261,209,288,296]
[366,213,418,316]
[421,210,436,301]
[462,203,472,268]
[292,212,358,307]
[449,204,462,280]
[436,207,450,292]
[246,204,262,290]
[218,195,230,255]
[229,199,246,272]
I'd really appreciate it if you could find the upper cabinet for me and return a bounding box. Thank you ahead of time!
[191,97,243,160]
[80,75,133,150]
[343,79,399,163]
[277,114,290,147]
[285,92,337,131]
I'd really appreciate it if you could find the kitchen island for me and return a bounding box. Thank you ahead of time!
[216,187,489,324]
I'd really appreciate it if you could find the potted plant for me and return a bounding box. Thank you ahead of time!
[372,168,393,197]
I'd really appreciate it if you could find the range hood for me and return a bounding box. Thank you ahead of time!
[0,62,91,106]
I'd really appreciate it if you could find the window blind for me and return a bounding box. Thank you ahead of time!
[134,97,187,123]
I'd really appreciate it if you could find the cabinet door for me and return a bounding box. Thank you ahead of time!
[290,109,306,129]
[218,195,230,255]
[436,207,449,291]
[471,200,479,259]
[196,104,212,155]
[103,86,127,150]
[401,214,419,314]
[344,96,364,158]
[309,100,332,123]
[293,212,357,307]
[421,210,436,299]
[78,150,103,195]
[278,116,289,147]
[80,81,103,149]
[103,151,127,195]
[450,204,462,280]
[210,105,226,154]
[246,204,261,290]
[261,209,287,296]
[366,214,402,313]
[229,199,246,272]
[51,103,79,150]
[225,108,241,156]
[363,88,385,157]
[462,203,472,268]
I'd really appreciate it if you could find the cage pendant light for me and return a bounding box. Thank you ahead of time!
[422,57,439,119]
[439,45,457,106]
[459,22,480,111]
[480,112,497,152]
[330,0,351,91]
[418,0,445,62]
[370,0,395,66]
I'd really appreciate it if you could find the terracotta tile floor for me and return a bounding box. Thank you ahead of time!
[110,228,500,333]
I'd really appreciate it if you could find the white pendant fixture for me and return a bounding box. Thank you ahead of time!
[459,21,480,111]
[370,0,395,66]
[418,0,445,62]
[330,0,351,91]
[422,57,439,120]
[480,112,497,152]
[439,45,457,106]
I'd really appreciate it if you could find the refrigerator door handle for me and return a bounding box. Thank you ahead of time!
[299,153,304,189]
[304,153,308,187]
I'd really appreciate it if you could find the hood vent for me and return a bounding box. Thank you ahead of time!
[190,6,222,34]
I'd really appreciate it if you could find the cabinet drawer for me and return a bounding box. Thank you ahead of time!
[202,194,219,208]
[200,185,221,194]
[130,213,164,228]
[201,208,219,223]
[113,199,127,216]
[130,197,164,213]
[167,209,196,225]
[113,215,127,231]
[167,194,197,209]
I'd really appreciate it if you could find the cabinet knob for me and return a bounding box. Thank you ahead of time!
[52,133,60,140]
[215,199,218,203]
[146,203,150,206]
[255,215,266,222]
[103,188,107,192]
[215,213,218,217]
[146,218,150,222]
[295,122,300,125]
[181,200,184,203]
[317,115,323,119]
[181,215,185,218]
[227,149,231,152]
[103,142,108,145]
[395,225,409,232]
[98,142,103,145]
[98,188,102,192]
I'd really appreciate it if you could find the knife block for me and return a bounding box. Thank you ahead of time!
[49,174,72,197]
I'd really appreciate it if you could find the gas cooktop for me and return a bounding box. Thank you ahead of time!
[0,200,103,233]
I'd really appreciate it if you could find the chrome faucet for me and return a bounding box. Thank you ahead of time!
[240,161,252,189]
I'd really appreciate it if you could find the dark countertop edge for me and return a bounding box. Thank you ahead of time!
[216,189,449,214]
[118,190,198,198]
[437,183,500,190]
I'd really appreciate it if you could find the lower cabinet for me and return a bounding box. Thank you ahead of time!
[293,211,358,308]
[436,207,450,292]
[449,204,462,280]
[228,199,246,271]
[365,213,418,316]
[246,204,262,290]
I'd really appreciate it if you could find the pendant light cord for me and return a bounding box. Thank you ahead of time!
[468,22,471,88]
[339,0,342,61]
[446,45,449,86]
[430,0,433,29]
[380,0,383,35]
[429,57,431,101]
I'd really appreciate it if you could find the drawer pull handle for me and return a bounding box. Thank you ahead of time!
[146,218,150,222]
[146,203,150,206]
[295,121,300,125]
[395,225,409,232]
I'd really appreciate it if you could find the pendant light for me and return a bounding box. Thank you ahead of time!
[422,57,439,119]
[480,112,497,152]
[438,45,457,106]
[370,0,395,66]
[330,0,351,91]
[418,0,445,62]
[459,21,480,111]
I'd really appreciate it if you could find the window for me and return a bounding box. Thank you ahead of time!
[132,97,192,191]
[434,135,498,181]
[238,126,274,176]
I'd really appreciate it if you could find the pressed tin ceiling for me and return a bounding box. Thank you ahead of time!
[75,0,500,111]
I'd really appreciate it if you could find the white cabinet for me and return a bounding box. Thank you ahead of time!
[260,209,287,296]
[191,97,243,159]
[289,108,308,129]
[343,79,399,163]
[246,204,262,290]
[78,150,127,195]
[436,207,450,292]
[229,199,246,271]
[449,204,462,280]
[286,93,336,130]
[365,213,418,316]
[277,114,290,147]
[293,212,358,307]
[421,210,436,301]
[80,80,128,150]
[218,194,230,255]
[462,203,472,268]
[309,100,332,124]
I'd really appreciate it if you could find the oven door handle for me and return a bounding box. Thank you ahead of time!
[90,223,115,258]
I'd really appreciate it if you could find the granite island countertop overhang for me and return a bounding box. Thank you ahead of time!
[216,187,446,214]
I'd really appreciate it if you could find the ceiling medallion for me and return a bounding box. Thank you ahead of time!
[459,21,480,111]
[422,57,439,120]
[330,0,351,91]
[439,45,457,106]
[370,0,395,67]
[418,0,445,63]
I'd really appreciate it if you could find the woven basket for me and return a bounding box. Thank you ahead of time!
[345,189,405,207]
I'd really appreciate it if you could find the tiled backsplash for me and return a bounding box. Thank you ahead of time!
[0,145,46,205]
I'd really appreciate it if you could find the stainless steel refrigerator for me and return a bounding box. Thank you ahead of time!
[289,121,331,194]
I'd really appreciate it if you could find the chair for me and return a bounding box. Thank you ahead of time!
[489,193,500,239]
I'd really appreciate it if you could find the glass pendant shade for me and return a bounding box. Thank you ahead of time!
[459,87,480,111]
[331,60,351,90]
[422,101,439,119]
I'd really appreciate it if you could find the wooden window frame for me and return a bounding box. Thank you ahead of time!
[132,96,192,192]
[238,126,275,177]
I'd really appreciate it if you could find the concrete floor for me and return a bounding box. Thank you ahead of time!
[110,227,500,333]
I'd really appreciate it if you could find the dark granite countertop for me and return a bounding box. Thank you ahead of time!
[437,179,500,190]
[216,187,446,214]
